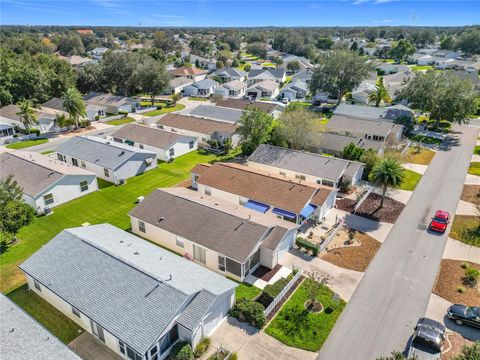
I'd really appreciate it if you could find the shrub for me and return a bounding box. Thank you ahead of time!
[156,105,163,110]
[95,115,100,121]
[170,342,194,360]
[457,286,465,293]
[194,337,211,358]
[230,298,265,328]
[118,110,128,115]
[296,237,319,256]
[230,353,238,360]
[339,181,352,193]
[262,275,293,302]
[207,139,219,149]
[28,128,40,136]
[78,120,91,128]
[462,265,480,287]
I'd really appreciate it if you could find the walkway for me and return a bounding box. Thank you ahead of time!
[69,332,123,360]
[318,125,479,360]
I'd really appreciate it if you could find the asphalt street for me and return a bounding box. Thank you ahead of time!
[318,125,479,360]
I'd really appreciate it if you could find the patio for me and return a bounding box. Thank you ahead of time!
[245,265,292,290]
[297,209,339,246]
[69,331,124,360]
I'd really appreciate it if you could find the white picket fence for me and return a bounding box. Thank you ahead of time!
[264,267,304,317]
[136,106,156,114]
[354,186,373,213]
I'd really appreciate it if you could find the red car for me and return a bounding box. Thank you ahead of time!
[429,210,450,233]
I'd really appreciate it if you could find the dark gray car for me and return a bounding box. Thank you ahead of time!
[447,304,480,328]
[407,318,446,360]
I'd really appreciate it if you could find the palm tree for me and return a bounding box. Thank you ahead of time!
[368,158,405,208]
[171,92,181,106]
[63,87,86,128]
[368,77,392,107]
[16,100,38,132]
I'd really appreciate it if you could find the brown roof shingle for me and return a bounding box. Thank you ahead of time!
[173,66,208,76]
[157,114,237,136]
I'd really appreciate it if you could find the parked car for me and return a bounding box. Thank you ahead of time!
[282,98,289,104]
[447,304,480,328]
[429,210,450,233]
[407,318,445,360]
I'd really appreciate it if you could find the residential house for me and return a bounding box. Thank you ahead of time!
[409,48,437,64]
[247,144,365,188]
[172,66,208,82]
[191,162,337,224]
[375,63,409,75]
[156,113,239,147]
[213,67,247,83]
[291,69,313,84]
[451,69,480,93]
[352,79,377,104]
[382,69,413,100]
[19,224,237,360]
[246,80,280,100]
[110,124,197,161]
[76,29,93,35]
[311,132,385,157]
[83,92,140,114]
[56,136,157,184]
[186,54,217,70]
[248,69,286,85]
[333,103,413,122]
[214,98,283,118]
[169,77,194,95]
[42,97,107,122]
[189,105,243,123]
[0,150,98,213]
[0,104,64,133]
[280,80,308,101]
[280,54,313,72]
[214,80,247,98]
[58,55,96,69]
[129,188,299,280]
[90,47,108,59]
[0,122,15,144]
[0,294,82,360]
[182,79,219,98]
[327,115,404,142]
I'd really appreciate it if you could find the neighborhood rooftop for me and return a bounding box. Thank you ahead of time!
[188,104,243,123]
[247,144,364,183]
[19,224,236,354]
[214,98,280,113]
[327,115,404,137]
[334,103,412,121]
[129,189,287,263]
[56,136,155,170]
[314,132,384,153]
[111,124,191,149]
[157,113,237,135]
[0,294,82,360]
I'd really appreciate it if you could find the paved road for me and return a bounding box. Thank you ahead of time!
[318,125,479,360]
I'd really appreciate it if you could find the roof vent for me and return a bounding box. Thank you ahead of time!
[134,251,139,255]
[119,151,125,156]
[158,217,164,223]
[9,328,14,333]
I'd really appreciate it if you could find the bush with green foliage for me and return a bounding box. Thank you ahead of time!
[28,128,41,136]
[462,264,480,287]
[262,274,294,303]
[170,341,194,360]
[230,298,265,328]
[193,337,210,358]
[452,341,480,360]
[343,142,365,161]
[296,237,319,256]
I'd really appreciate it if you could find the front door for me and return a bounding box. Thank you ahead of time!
[91,320,105,343]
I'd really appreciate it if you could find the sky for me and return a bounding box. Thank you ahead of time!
[1,0,479,27]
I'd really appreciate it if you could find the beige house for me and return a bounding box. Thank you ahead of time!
[246,80,280,100]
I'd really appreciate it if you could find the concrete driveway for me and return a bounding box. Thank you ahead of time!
[206,317,317,360]
[69,332,123,360]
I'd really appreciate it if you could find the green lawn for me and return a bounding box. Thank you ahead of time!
[7,285,83,343]
[260,62,276,68]
[411,65,434,71]
[6,138,48,149]
[408,134,443,145]
[468,162,480,176]
[188,97,210,101]
[40,150,54,155]
[140,101,171,107]
[449,215,480,247]
[265,279,346,352]
[0,150,239,293]
[142,104,186,117]
[235,282,262,301]
[474,146,480,155]
[104,117,135,126]
[403,148,436,165]
[399,169,422,191]
[97,178,114,189]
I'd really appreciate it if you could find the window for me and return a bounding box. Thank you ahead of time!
[113,137,123,143]
[139,144,144,149]
[138,220,146,233]
[218,256,226,272]
[57,153,65,162]
[205,186,211,196]
[169,148,175,157]
[119,341,142,360]
[158,125,164,130]
[150,346,159,360]
[80,181,88,192]
[72,307,81,318]
[193,244,206,264]
[295,174,306,180]
[322,179,335,187]
[189,141,194,149]
[81,160,86,168]
[72,158,79,167]
[103,168,110,178]
[43,193,54,206]
[33,279,41,291]
[176,236,184,248]
[91,321,105,343]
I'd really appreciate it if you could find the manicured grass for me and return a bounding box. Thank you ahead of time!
[403,147,435,165]
[399,169,422,191]
[188,97,209,101]
[449,215,480,247]
[40,150,54,155]
[97,178,114,189]
[7,285,83,343]
[265,279,346,352]
[140,101,170,107]
[0,150,240,293]
[468,162,480,176]
[104,117,135,126]
[260,62,276,68]
[411,65,434,71]
[142,104,186,117]
[235,282,262,301]
[474,146,480,155]
[284,76,292,84]
[5,138,48,149]
[408,134,443,145]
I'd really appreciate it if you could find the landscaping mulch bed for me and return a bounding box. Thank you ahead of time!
[337,193,405,223]
[321,232,381,272]
[442,333,474,360]
[433,259,480,306]
[252,264,282,282]
[460,184,480,206]
[265,276,304,323]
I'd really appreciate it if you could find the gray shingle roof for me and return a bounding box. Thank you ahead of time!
[189,105,243,123]
[334,103,413,121]
[0,294,82,360]
[20,224,236,355]
[42,97,67,112]
[247,144,363,183]
[214,67,247,78]
[327,115,400,137]
[191,78,219,90]
[129,189,271,263]
[314,132,384,153]
[248,69,286,81]
[56,136,156,170]
[176,290,216,331]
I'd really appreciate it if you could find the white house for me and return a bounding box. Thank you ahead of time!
[183,78,219,98]
[20,224,237,360]
[280,80,308,101]
[55,136,157,184]
[110,124,198,161]
[83,92,140,114]
[172,66,208,82]
[213,67,247,83]
[129,188,299,280]
[213,80,247,98]
[169,77,194,94]
[0,122,15,144]
[246,80,279,100]
[0,150,98,213]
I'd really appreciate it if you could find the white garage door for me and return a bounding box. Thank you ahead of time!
[202,296,231,336]
[276,232,294,262]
